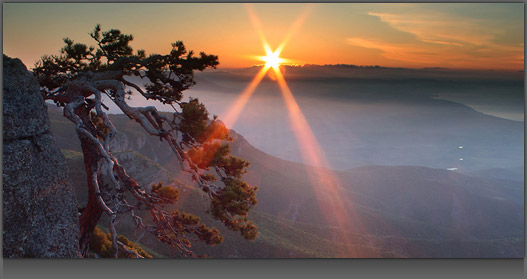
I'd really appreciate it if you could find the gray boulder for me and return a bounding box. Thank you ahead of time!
[3,55,80,258]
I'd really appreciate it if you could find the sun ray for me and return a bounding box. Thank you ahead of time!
[217,4,299,129]
[245,4,270,54]
[220,65,270,128]
[275,4,315,55]
[218,6,370,256]
[272,66,370,256]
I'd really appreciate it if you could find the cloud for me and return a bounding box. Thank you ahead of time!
[367,11,494,47]
[421,40,464,47]
[346,37,442,64]
[346,36,523,69]
[344,8,523,69]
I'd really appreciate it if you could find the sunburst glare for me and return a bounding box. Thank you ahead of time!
[259,48,284,69]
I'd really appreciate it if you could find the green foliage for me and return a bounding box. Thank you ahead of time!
[210,178,258,240]
[34,24,218,105]
[196,224,223,246]
[188,142,228,169]
[89,226,153,258]
[35,25,257,257]
[150,183,179,203]
[215,155,250,178]
[179,98,209,143]
[116,235,153,258]
[176,97,258,241]
[154,210,224,248]
[171,97,232,145]
[89,226,113,257]
[199,174,218,182]
[90,24,133,62]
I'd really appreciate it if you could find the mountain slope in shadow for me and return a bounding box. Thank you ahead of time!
[49,106,524,258]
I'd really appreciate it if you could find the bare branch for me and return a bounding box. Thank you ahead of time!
[33,27,255,258]
[116,240,144,259]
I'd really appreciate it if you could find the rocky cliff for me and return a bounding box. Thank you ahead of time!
[2,55,80,257]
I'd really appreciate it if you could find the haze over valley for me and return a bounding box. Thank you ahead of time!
[4,2,524,261]
[105,66,524,173]
[48,66,524,257]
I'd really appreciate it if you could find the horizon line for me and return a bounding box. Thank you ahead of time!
[210,63,525,72]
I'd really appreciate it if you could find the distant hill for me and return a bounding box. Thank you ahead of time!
[186,65,524,171]
[228,132,523,240]
[199,64,524,81]
[48,106,523,258]
[92,66,524,171]
[464,167,524,182]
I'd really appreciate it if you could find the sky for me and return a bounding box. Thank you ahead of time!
[3,3,524,70]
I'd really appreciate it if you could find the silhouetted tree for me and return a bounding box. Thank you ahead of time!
[33,25,258,258]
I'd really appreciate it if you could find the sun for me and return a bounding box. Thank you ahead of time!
[262,50,283,68]
[259,46,285,69]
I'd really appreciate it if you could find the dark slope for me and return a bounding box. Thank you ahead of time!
[49,106,523,258]
[229,132,523,240]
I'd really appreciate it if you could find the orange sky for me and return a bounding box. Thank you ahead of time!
[3,3,524,70]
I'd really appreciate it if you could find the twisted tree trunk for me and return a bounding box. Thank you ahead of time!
[76,106,105,257]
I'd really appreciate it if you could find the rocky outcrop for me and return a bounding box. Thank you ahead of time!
[3,55,80,257]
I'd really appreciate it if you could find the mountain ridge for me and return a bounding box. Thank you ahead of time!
[47,106,524,258]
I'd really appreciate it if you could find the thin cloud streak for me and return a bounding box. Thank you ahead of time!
[356,9,523,69]
[421,40,464,47]
[367,11,495,46]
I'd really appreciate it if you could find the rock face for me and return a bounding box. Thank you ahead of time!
[3,55,80,257]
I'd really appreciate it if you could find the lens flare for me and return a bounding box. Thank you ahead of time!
[271,66,369,256]
[220,65,270,128]
[259,48,284,69]
[217,4,370,256]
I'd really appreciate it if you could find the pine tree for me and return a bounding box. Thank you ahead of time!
[33,25,258,258]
